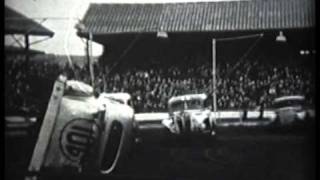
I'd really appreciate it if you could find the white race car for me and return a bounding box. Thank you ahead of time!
[162,93,212,134]
[271,95,315,125]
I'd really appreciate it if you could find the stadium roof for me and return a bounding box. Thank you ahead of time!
[78,0,315,36]
[5,6,54,36]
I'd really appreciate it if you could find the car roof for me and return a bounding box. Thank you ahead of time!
[273,95,305,103]
[168,93,207,105]
[100,92,131,101]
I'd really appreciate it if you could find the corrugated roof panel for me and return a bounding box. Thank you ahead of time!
[137,5,151,31]
[130,5,141,31]
[109,5,119,32]
[186,4,192,31]
[222,1,228,30]
[226,1,231,30]
[101,5,113,32]
[272,0,277,29]
[94,6,101,32]
[193,3,201,31]
[155,4,164,31]
[291,0,297,28]
[240,1,247,30]
[203,2,210,31]
[230,2,238,31]
[294,0,299,27]
[245,1,252,30]
[181,3,188,31]
[166,4,175,31]
[116,5,127,32]
[144,5,153,31]
[310,0,315,26]
[311,1,315,25]
[246,1,252,30]
[177,3,186,31]
[216,2,223,31]
[79,0,315,35]
[114,5,125,32]
[142,5,153,31]
[302,0,310,27]
[169,4,177,31]
[246,2,253,30]
[202,2,209,31]
[301,2,312,25]
[103,5,114,32]
[148,4,160,32]
[257,2,263,30]
[252,2,259,30]
[190,3,197,31]
[197,3,203,31]
[161,4,169,31]
[173,4,180,31]
[262,0,267,30]
[160,6,168,30]
[229,2,235,30]
[235,1,241,30]
[121,5,132,32]
[298,0,303,27]
[206,2,214,31]
[160,4,168,31]
[5,6,54,36]
[283,0,289,28]
[300,0,306,27]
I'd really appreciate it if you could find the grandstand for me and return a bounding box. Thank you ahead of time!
[76,0,315,112]
[4,1,316,180]
[5,0,316,115]
[5,0,315,115]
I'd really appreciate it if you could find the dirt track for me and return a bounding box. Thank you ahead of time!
[5,126,316,180]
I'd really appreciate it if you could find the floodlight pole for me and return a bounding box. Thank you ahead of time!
[212,38,217,113]
[211,38,217,132]
[87,32,95,87]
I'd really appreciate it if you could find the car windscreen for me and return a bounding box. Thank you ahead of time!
[107,97,124,104]
[273,99,304,109]
[170,99,204,112]
[186,99,203,110]
[170,101,185,112]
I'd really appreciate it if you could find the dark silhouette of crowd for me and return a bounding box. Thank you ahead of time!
[5,55,315,115]
[5,56,63,116]
[98,59,314,112]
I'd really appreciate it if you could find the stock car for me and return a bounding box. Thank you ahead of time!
[163,93,277,129]
[162,94,213,134]
[24,77,315,179]
[271,95,315,125]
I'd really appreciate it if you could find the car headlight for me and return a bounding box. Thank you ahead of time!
[296,111,306,120]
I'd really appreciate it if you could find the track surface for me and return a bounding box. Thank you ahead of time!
[5,126,316,180]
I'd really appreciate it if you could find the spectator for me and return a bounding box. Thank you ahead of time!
[5,55,315,114]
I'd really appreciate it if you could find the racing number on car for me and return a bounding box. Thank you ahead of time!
[60,119,100,162]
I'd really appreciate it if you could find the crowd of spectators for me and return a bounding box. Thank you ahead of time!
[98,59,314,112]
[5,54,315,115]
[5,55,64,116]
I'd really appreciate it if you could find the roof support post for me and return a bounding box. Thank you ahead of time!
[25,34,29,66]
[86,32,95,88]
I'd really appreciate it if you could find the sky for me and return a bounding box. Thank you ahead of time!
[5,0,241,56]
